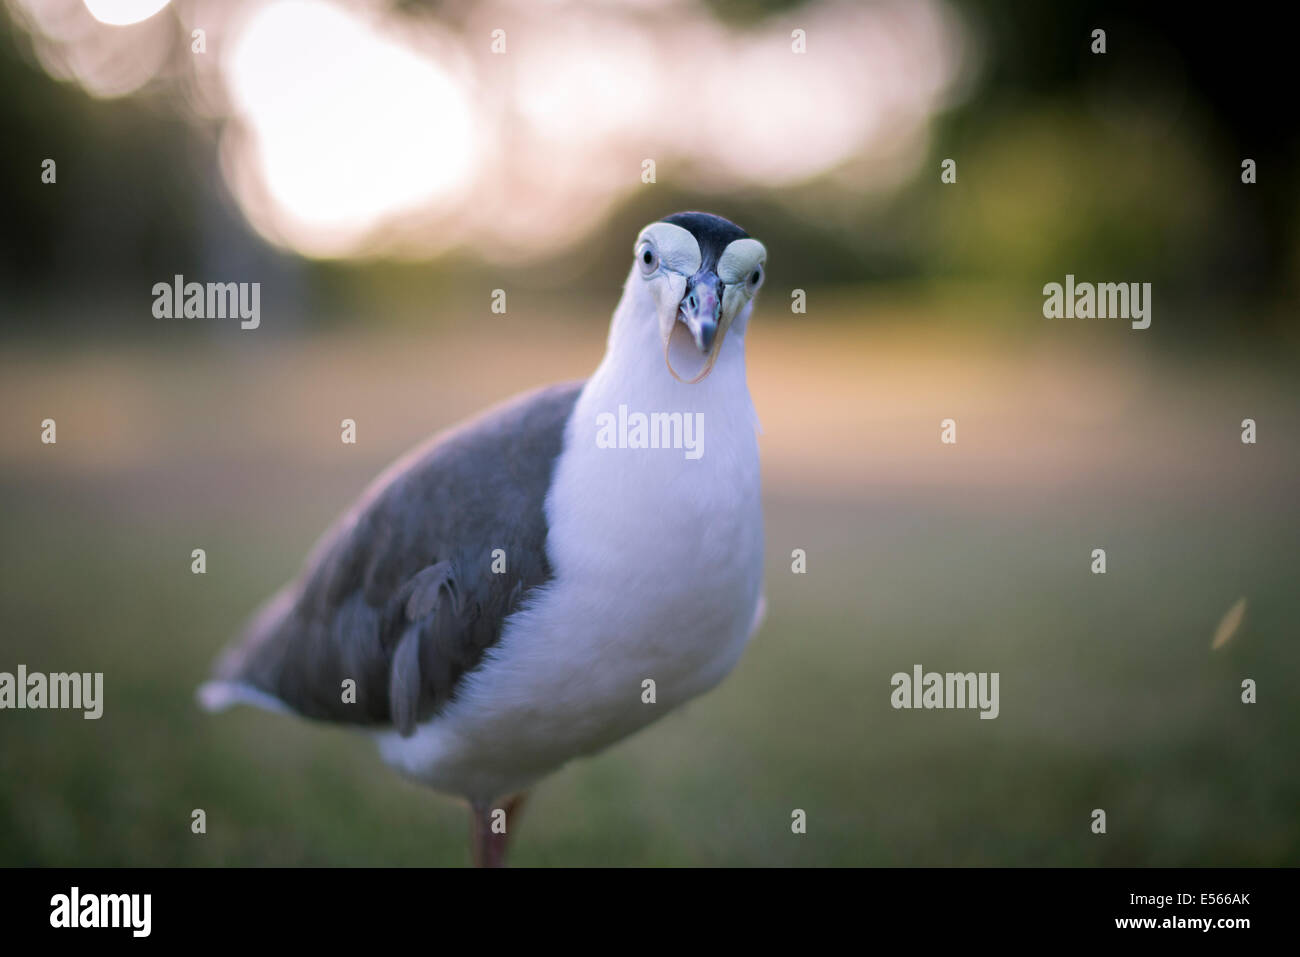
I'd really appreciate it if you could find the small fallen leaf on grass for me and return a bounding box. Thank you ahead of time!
[1211,597,1247,650]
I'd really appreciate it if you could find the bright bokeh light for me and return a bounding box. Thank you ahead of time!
[11,0,972,259]
[82,0,171,27]
[224,0,478,256]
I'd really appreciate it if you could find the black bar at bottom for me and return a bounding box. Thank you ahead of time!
[1,866,1289,943]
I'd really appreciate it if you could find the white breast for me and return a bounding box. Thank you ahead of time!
[376,306,764,804]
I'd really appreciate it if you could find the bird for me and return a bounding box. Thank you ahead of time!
[198,211,769,866]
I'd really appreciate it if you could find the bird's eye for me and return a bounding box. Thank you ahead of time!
[637,244,659,276]
[747,265,763,290]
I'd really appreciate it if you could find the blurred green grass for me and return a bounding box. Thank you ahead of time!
[1,310,1297,866]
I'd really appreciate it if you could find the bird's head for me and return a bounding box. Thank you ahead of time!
[630,211,766,383]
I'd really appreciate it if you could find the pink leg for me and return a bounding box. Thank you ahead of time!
[469,792,528,868]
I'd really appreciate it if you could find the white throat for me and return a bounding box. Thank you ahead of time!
[586,265,758,427]
[551,267,763,603]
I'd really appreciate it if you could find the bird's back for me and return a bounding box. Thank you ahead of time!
[199,380,584,735]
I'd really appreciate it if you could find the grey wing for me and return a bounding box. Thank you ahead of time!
[199,380,583,736]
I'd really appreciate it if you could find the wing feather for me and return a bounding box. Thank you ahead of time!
[200,380,583,735]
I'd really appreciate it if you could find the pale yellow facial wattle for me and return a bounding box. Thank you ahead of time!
[632,223,766,383]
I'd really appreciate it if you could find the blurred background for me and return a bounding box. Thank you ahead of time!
[1,0,1296,865]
